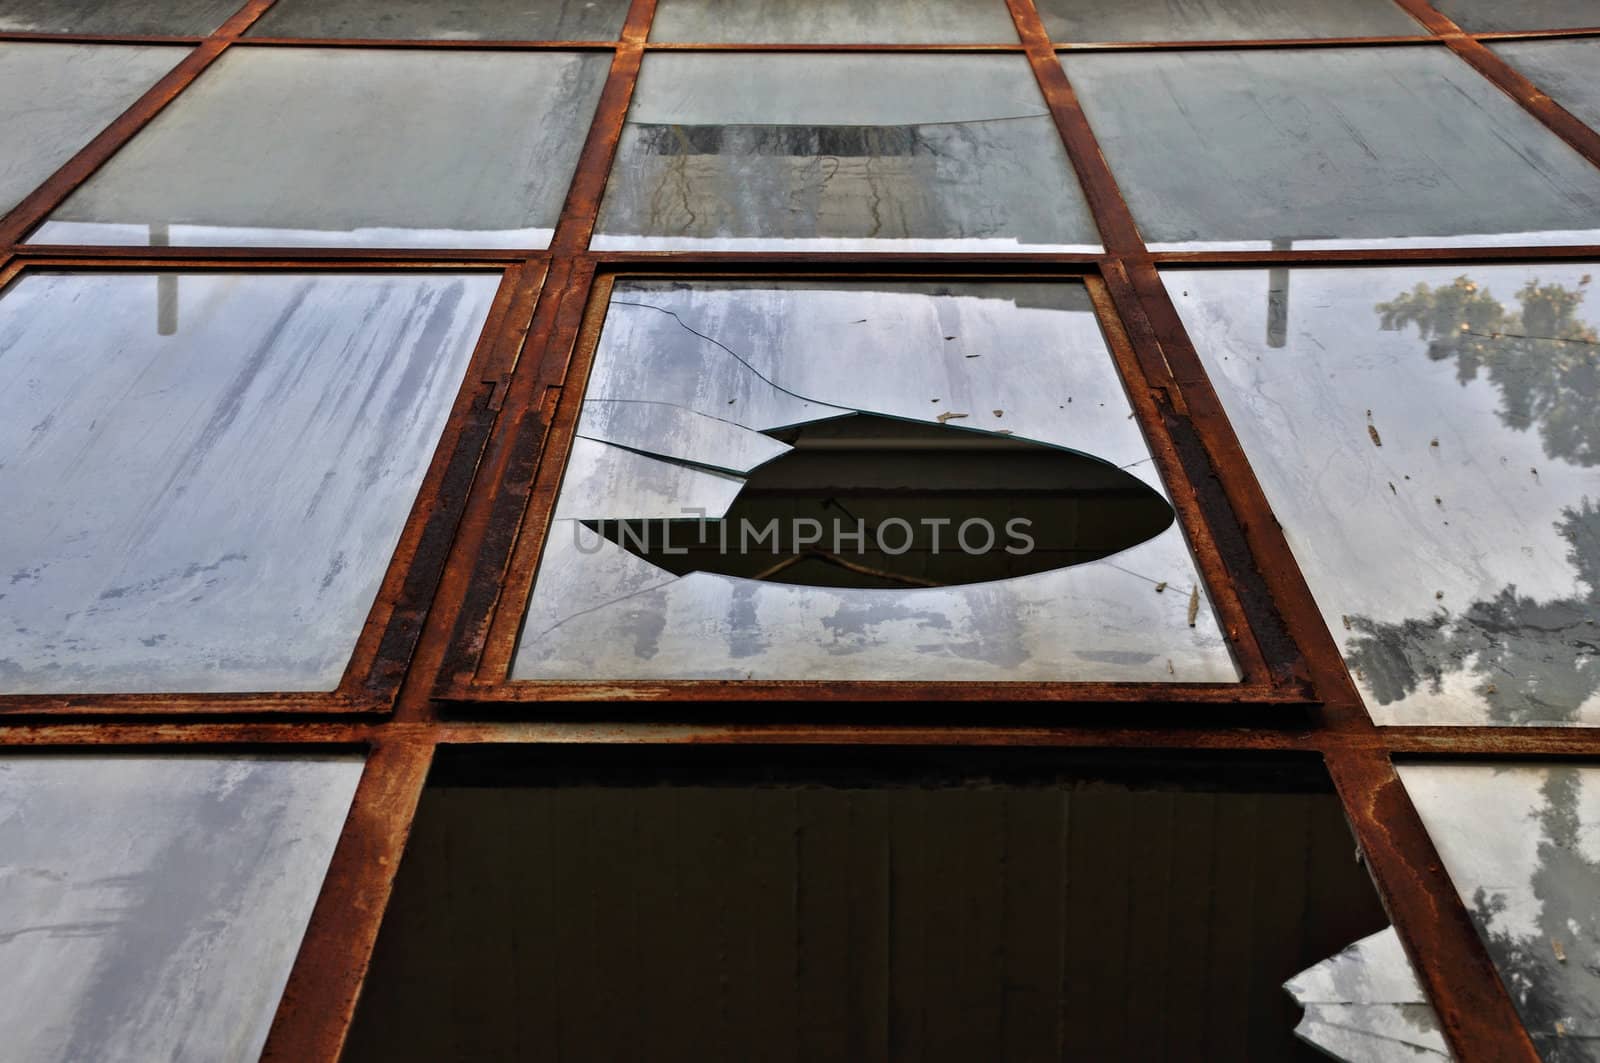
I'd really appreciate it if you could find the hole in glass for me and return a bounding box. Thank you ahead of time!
[582,412,1176,589]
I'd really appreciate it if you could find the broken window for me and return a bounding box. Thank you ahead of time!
[1063,47,1600,250]
[1169,263,1600,726]
[1400,763,1600,1057]
[1285,927,1451,1061]
[0,753,362,1063]
[28,49,610,249]
[513,278,1238,683]
[591,54,1101,252]
[0,270,498,693]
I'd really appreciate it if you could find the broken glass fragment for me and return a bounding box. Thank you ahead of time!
[1285,927,1452,1061]
[514,280,1238,683]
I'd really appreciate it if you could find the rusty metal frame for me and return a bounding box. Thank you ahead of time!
[5,0,1600,1059]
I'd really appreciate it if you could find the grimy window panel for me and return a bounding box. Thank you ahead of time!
[593,53,1101,252]
[1035,0,1425,43]
[0,0,243,35]
[0,270,498,694]
[649,0,1021,44]
[246,0,634,42]
[1433,0,1600,33]
[0,43,186,218]
[1064,47,1600,251]
[1491,40,1600,137]
[29,49,611,250]
[514,279,1238,683]
[1168,263,1600,727]
[0,753,363,1063]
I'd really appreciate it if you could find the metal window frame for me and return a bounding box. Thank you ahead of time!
[3,0,1600,1058]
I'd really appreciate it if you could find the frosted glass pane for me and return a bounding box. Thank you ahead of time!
[514,279,1237,683]
[1168,264,1600,726]
[0,270,499,694]
[1435,0,1600,32]
[0,0,240,34]
[1037,0,1423,42]
[30,48,610,249]
[1065,47,1600,250]
[650,0,1020,43]
[1400,763,1600,1057]
[0,43,184,216]
[593,53,1100,252]
[0,753,362,1063]
[1492,39,1600,133]
[248,0,633,41]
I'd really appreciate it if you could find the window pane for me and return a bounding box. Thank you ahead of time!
[592,53,1100,252]
[0,753,362,1063]
[1036,0,1423,43]
[1065,47,1600,250]
[29,49,610,249]
[348,751,1386,1062]
[0,270,498,694]
[247,0,632,41]
[1167,263,1600,726]
[0,43,184,216]
[514,279,1237,683]
[0,0,240,34]
[1400,762,1600,1056]
[1434,0,1600,32]
[1492,39,1600,134]
[650,0,1020,44]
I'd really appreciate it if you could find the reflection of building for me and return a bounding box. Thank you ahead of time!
[2,2,1600,1061]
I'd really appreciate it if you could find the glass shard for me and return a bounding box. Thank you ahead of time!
[1400,762,1600,1058]
[29,49,610,249]
[593,53,1101,252]
[0,43,185,217]
[0,753,362,1063]
[1169,263,1600,727]
[515,279,1236,683]
[0,270,498,694]
[1285,928,1452,1062]
[1064,47,1600,250]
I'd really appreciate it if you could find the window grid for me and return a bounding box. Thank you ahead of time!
[1,0,1597,1059]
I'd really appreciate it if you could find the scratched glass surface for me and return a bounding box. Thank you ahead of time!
[1491,40,1600,134]
[1064,48,1600,251]
[1036,0,1423,42]
[247,0,633,41]
[650,0,1020,43]
[1401,763,1600,1058]
[0,43,185,218]
[1168,264,1600,726]
[591,54,1101,252]
[0,754,362,1063]
[29,49,609,249]
[1285,927,1450,1061]
[0,271,498,694]
[1434,0,1600,32]
[0,0,241,33]
[514,279,1236,683]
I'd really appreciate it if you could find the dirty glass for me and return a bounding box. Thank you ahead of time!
[650,0,1020,43]
[1063,47,1600,251]
[0,0,240,34]
[1036,0,1423,43]
[514,279,1236,683]
[1491,40,1600,134]
[1434,0,1600,32]
[247,0,633,41]
[1285,927,1449,1061]
[0,43,184,217]
[1168,263,1600,727]
[0,270,499,694]
[29,49,610,249]
[1400,763,1600,1058]
[0,753,362,1063]
[592,54,1101,252]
